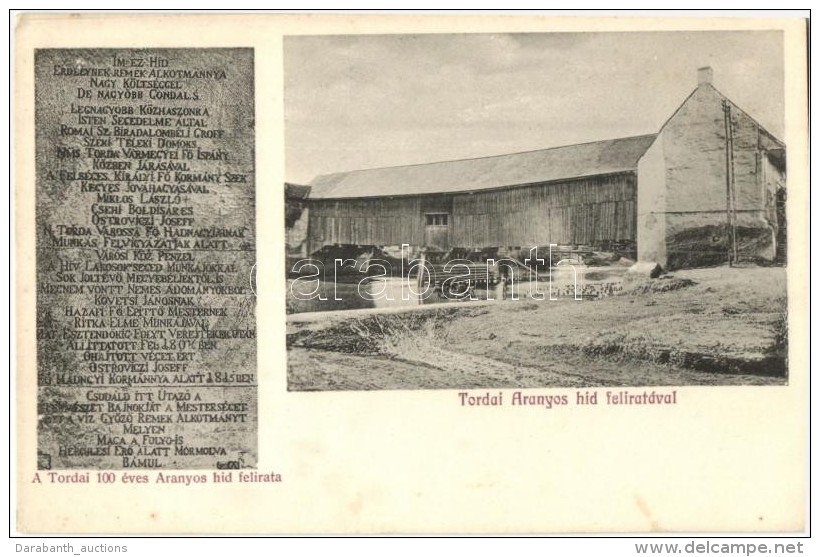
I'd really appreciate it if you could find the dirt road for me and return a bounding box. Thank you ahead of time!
[287,266,788,390]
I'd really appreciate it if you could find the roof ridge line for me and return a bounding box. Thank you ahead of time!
[314,133,659,179]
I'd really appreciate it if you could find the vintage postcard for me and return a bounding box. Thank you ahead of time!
[13,13,809,534]
[34,47,256,471]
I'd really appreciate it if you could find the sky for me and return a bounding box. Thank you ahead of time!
[284,31,784,185]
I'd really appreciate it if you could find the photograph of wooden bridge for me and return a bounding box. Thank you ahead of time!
[284,32,788,390]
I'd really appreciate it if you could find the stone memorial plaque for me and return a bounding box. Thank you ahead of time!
[35,48,256,470]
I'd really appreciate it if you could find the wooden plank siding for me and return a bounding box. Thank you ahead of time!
[308,172,637,252]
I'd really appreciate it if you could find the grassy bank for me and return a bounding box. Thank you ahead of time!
[286,266,787,390]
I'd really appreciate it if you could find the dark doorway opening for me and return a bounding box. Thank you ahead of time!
[424,213,450,250]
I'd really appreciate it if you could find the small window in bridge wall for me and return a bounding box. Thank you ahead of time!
[425,213,449,226]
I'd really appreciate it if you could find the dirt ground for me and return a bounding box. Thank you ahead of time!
[286,266,788,390]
